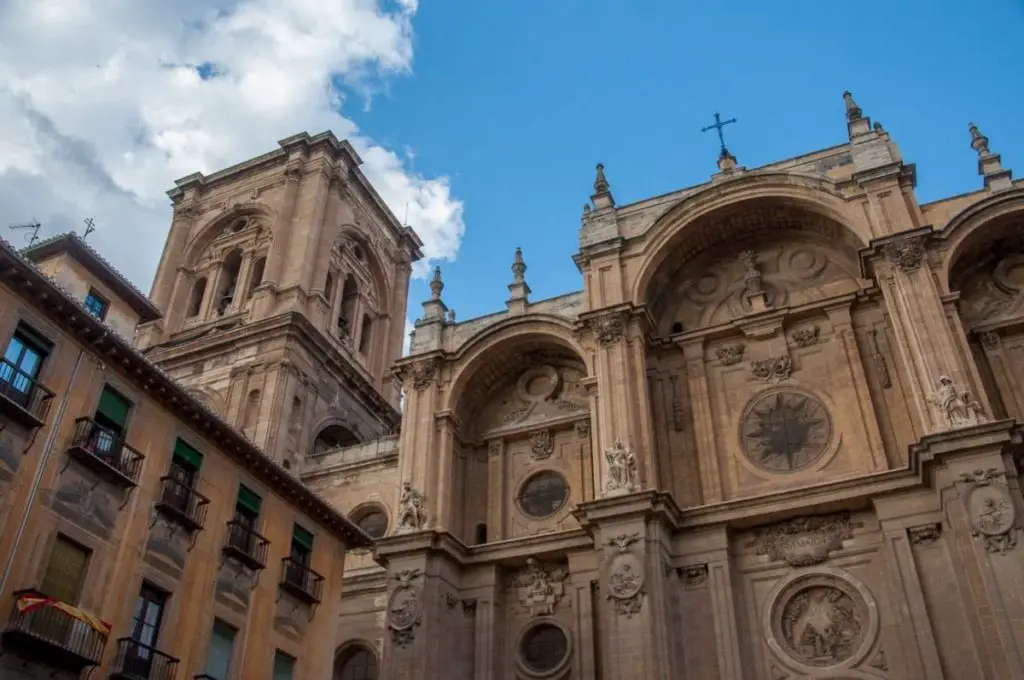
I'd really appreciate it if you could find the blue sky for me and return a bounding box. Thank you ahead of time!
[352,0,1024,322]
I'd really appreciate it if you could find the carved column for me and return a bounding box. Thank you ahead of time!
[233,250,254,310]
[681,337,723,503]
[486,438,505,541]
[433,411,458,533]
[395,355,442,529]
[466,567,500,680]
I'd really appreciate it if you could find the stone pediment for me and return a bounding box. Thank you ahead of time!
[477,363,588,436]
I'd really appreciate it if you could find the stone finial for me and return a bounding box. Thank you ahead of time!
[591,163,615,209]
[511,246,526,283]
[968,122,1013,191]
[506,246,531,312]
[429,266,444,300]
[717,147,738,172]
[969,122,990,156]
[843,91,862,121]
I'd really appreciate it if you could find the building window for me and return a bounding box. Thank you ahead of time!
[354,509,388,539]
[517,471,569,519]
[187,277,207,317]
[312,425,359,455]
[335,646,378,680]
[163,438,203,512]
[242,389,260,434]
[202,618,237,680]
[39,535,91,604]
[87,385,132,460]
[248,256,266,298]
[1,323,50,407]
[339,275,358,337]
[358,314,372,355]
[216,249,243,315]
[474,522,487,545]
[520,623,568,674]
[84,289,108,320]
[273,651,296,680]
[290,524,314,566]
[235,485,262,527]
[122,583,168,676]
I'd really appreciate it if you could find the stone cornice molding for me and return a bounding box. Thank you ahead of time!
[572,490,683,532]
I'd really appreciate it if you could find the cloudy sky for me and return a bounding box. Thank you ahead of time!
[1,1,1022,330]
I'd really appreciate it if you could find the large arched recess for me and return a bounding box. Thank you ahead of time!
[936,188,1024,295]
[181,202,277,268]
[631,174,867,311]
[315,222,391,306]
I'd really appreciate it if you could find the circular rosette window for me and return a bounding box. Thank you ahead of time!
[739,389,833,474]
[516,621,571,678]
[517,470,569,519]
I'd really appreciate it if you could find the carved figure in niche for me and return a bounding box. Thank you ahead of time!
[740,391,832,474]
[928,375,987,430]
[780,585,865,667]
[395,482,426,533]
[739,250,765,297]
[603,439,639,496]
[516,558,567,617]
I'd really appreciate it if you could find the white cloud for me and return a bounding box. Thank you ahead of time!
[0,0,464,289]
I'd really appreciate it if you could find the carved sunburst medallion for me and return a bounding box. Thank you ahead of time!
[740,391,832,473]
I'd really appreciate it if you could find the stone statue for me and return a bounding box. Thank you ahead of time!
[603,439,639,497]
[929,375,988,430]
[396,482,426,533]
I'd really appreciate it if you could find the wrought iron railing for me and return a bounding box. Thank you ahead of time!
[67,417,145,486]
[109,637,179,680]
[1,589,107,672]
[223,520,269,570]
[280,556,324,604]
[0,358,54,423]
[154,476,210,532]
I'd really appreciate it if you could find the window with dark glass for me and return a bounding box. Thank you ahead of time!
[235,485,262,526]
[335,647,377,680]
[273,651,295,680]
[90,386,131,460]
[521,623,568,673]
[83,289,108,320]
[202,618,236,680]
[121,583,168,677]
[290,524,314,566]
[0,324,50,407]
[355,510,387,539]
[164,439,203,512]
[39,535,91,604]
[517,471,569,518]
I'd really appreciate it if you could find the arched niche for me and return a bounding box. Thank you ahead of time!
[334,642,379,680]
[182,207,274,270]
[311,422,360,455]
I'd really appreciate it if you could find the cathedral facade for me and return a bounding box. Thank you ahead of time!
[143,93,1024,680]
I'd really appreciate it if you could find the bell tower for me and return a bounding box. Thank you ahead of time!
[138,132,422,468]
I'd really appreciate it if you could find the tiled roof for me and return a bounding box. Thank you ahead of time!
[22,232,162,322]
[0,235,374,549]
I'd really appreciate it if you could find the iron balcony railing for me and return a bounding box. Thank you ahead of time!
[154,476,210,532]
[222,520,269,570]
[66,417,145,487]
[1,589,108,674]
[109,637,179,680]
[279,556,324,604]
[0,358,54,426]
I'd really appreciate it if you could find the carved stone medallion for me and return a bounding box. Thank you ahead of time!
[605,532,644,618]
[387,569,422,648]
[771,575,869,669]
[740,391,832,473]
[963,469,1018,555]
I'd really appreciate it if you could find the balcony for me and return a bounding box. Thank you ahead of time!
[222,520,269,571]
[153,476,210,533]
[109,637,179,680]
[65,418,144,488]
[279,556,324,605]
[0,589,108,674]
[0,359,54,428]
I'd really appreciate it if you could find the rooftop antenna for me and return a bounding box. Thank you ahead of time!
[9,219,41,247]
[83,217,96,240]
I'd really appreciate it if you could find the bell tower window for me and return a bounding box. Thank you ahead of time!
[358,315,372,354]
[339,275,358,337]
[248,256,266,298]
[216,249,243,316]
[187,278,207,318]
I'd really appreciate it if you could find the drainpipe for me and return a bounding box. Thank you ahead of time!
[0,348,87,597]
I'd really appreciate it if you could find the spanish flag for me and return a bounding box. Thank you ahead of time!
[15,593,112,636]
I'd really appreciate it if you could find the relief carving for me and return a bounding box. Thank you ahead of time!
[908,523,942,547]
[529,430,555,460]
[490,364,588,432]
[410,358,440,391]
[575,420,590,439]
[669,374,684,431]
[961,469,1018,555]
[790,326,819,348]
[395,482,426,533]
[387,569,423,648]
[750,514,860,567]
[979,331,1000,351]
[928,375,987,431]
[602,439,640,497]
[776,577,867,668]
[883,236,925,273]
[682,564,708,589]
[956,248,1024,325]
[717,343,746,365]
[869,649,888,672]
[516,558,567,617]
[740,391,832,473]
[587,312,626,346]
[751,355,794,383]
[604,532,644,618]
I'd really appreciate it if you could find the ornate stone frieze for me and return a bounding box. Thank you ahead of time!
[587,312,626,346]
[867,329,892,389]
[516,558,568,617]
[604,532,644,618]
[751,355,793,383]
[928,375,987,431]
[387,569,422,648]
[681,564,708,589]
[602,439,640,497]
[960,468,1018,555]
[790,326,819,348]
[716,343,746,365]
[750,514,860,567]
[529,430,554,460]
[883,235,926,273]
[395,482,427,533]
[908,523,942,547]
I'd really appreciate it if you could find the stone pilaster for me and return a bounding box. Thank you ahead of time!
[151,197,199,313]
[264,164,303,286]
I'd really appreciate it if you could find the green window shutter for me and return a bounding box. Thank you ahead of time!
[236,485,262,515]
[291,524,314,552]
[203,619,236,679]
[272,651,295,680]
[95,387,131,428]
[173,439,204,469]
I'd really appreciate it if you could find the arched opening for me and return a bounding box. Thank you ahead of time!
[312,424,359,454]
[216,249,243,315]
[242,389,260,433]
[339,275,358,337]
[247,256,266,298]
[187,277,207,317]
[358,314,373,354]
[334,645,378,680]
[352,506,389,539]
